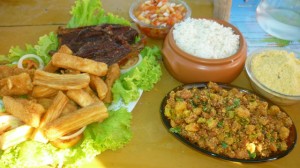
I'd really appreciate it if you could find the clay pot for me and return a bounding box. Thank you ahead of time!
[161,18,247,83]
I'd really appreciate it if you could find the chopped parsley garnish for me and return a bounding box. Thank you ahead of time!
[226,98,240,111]
[217,121,224,128]
[175,97,184,102]
[189,99,197,108]
[221,142,228,148]
[169,127,181,134]
[248,151,257,159]
[203,105,208,112]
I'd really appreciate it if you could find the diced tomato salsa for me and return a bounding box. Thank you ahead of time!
[134,0,187,27]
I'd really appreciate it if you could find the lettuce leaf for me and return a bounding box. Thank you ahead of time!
[87,107,132,152]
[34,32,59,64]
[5,32,58,65]
[0,55,10,65]
[67,0,130,28]
[0,141,59,168]
[112,46,162,104]
[0,108,132,168]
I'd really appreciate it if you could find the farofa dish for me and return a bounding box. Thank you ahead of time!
[251,49,300,95]
[162,82,296,161]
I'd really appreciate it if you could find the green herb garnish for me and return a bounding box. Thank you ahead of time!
[217,121,224,128]
[221,142,228,148]
[226,98,240,111]
[176,97,184,102]
[248,151,257,159]
[170,127,181,134]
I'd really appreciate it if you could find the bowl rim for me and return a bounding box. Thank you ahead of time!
[129,0,192,29]
[168,18,247,64]
[245,47,300,99]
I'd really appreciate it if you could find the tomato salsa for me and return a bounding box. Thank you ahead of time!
[134,0,188,27]
[131,0,190,39]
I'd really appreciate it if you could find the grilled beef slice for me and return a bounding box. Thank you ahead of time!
[57,24,143,66]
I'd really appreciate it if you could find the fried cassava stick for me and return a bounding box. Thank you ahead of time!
[39,91,69,128]
[33,70,90,90]
[61,101,79,116]
[31,85,58,98]
[32,91,69,143]
[44,45,73,73]
[0,72,33,96]
[0,125,33,150]
[103,63,120,103]
[3,96,43,127]
[44,102,109,141]
[89,75,108,100]
[84,86,101,103]
[66,89,95,107]
[51,53,108,76]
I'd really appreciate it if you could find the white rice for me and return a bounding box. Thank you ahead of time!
[173,18,240,59]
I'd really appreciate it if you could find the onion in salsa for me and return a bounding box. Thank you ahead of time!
[129,0,191,39]
[135,0,187,27]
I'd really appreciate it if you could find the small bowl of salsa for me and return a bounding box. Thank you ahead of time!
[129,0,191,39]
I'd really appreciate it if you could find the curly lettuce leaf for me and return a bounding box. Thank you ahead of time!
[67,0,130,28]
[34,32,59,64]
[7,44,35,63]
[87,107,132,151]
[0,108,132,168]
[5,32,58,65]
[112,46,162,104]
[56,107,132,168]
[0,141,59,168]
[0,55,10,65]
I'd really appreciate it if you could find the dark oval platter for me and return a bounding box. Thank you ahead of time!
[160,82,297,163]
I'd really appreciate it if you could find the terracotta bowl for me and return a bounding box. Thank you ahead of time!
[161,18,247,83]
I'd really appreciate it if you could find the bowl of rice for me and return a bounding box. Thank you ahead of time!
[245,47,300,105]
[161,18,247,83]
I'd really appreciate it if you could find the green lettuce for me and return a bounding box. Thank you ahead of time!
[5,32,58,65]
[0,141,59,168]
[63,108,132,168]
[0,108,132,168]
[112,46,162,104]
[67,0,130,28]
[0,55,10,65]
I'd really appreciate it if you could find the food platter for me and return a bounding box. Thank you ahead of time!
[160,82,297,163]
[1,0,300,168]
[0,0,162,167]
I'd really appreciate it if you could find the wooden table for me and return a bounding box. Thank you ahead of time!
[0,0,299,168]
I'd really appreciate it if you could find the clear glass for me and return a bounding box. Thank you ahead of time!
[256,0,300,41]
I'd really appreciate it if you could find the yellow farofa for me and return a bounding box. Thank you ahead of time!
[251,50,300,95]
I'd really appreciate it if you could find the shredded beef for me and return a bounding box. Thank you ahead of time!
[57,24,144,66]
